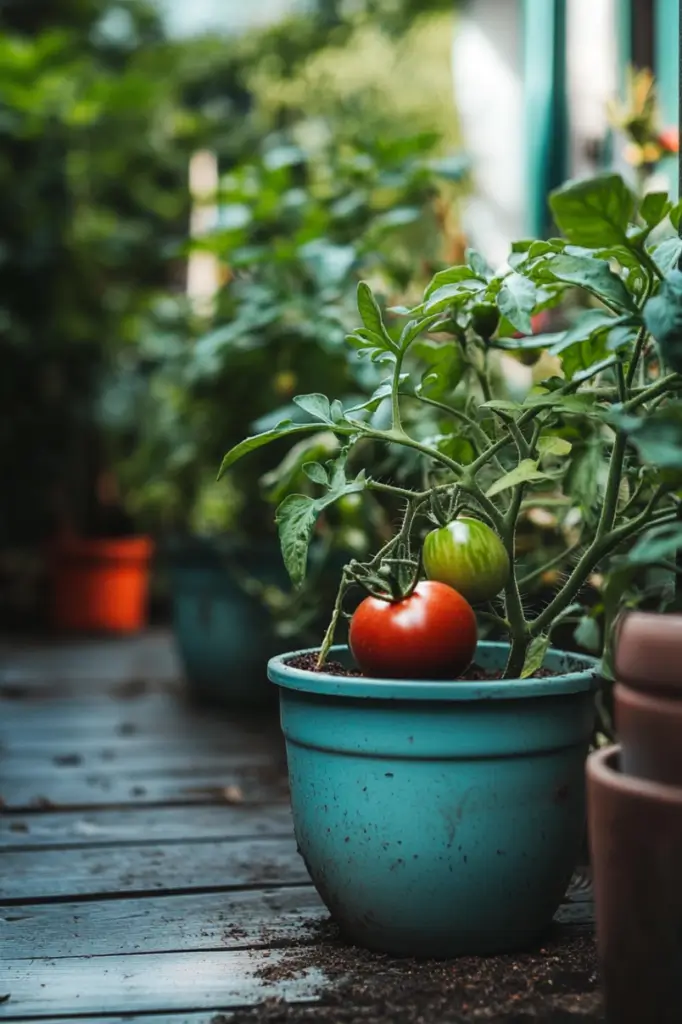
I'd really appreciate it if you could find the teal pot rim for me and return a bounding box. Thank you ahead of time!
[588,744,682,806]
[268,641,598,702]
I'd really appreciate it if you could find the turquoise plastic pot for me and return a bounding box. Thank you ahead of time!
[168,537,286,708]
[268,642,597,957]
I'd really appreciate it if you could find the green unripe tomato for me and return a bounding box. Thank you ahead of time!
[423,517,510,605]
[470,303,500,342]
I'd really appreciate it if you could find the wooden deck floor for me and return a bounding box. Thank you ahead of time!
[0,632,602,1023]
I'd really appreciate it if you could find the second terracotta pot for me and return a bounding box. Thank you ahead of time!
[587,744,682,1024]
[614,611,682,786]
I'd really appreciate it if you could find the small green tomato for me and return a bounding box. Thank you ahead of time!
[423,517,510,605]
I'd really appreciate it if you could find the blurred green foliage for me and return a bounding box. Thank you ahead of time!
[0,0,463,550]
[112,127,465,537]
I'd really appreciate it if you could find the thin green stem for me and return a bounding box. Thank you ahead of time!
[531,491,671,637]
[622,372,682,412]
[364,427,463,478]
[518,542,581,590]
[391,354,404,432]
[366,480,422,502]
[637,246,665,282]
[596,432,627,541]
[625,326,648,390]
[316,569,351,668]
[403,392,493,457]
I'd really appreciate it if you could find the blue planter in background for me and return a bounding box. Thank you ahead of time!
[268,642,597,957]
[168,537,287,708]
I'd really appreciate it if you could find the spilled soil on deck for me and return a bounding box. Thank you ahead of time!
[222,918,602,1023]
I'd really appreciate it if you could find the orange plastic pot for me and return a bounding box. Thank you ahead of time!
[49,535,153,633]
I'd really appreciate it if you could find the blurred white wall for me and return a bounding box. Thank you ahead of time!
[155,0,307,37]
[453,0,619,265]
[451,0,524,269]
[566,0,617,180]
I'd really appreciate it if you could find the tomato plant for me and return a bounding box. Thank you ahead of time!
[423,517,509,604]
[349,581,477,680]
[221,169,682,682]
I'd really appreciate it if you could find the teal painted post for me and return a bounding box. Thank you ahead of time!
[522,0,568,236]
[657,0,680,197]
[617,0,632,85]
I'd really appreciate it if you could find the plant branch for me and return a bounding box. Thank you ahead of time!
[391,354,404,432]
[622,372,682,412]
[625,325,648,390]
[530,489,671,636]
[403,392,494,457]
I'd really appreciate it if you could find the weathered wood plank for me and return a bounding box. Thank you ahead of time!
[1,885,324,959]
[0,750,274,781]
[0,837,306,902]
[0,630,181,688]
[0,695,278,747]
[0,765,288,812]
[1,1017,232,1024]
[0,731,264,759]
[0,804,293,850]
[1,884,593,962]
[0,949,322,1016]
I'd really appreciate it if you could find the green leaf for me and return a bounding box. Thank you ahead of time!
[549,310,619,355]
[497,273,537,334]
[347,375,409,414]
[543,254,637,312]
[613,404,682,468]
[564,443,603,523]
[260,431,339,503]
[399,313,445,350]
[276,469,366,586]
[414,339,464,399]
[626,521,682,566]
[652,237,682,275]
[606,323,640,352]
[559,330,609,381]
[493,331,566,352]
[481,400,522,414]
[644,270,682,372]
[574,616,602,654]
[276,496,320,587]
[571,355,619,382]
[549,173,635,247]
[293,394,333,423]
[424,265,478,299]
[466,248,494,281]
[424,280,485,315]
[485,459,549,498]
[521,636,550,678]
[218,422,326,478]
[640,192,672,228]
[303,462,329,485]
[352,282,391,350]
[537,436,573,458]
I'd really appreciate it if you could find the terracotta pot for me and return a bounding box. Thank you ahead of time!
[614,612,682,786]
[587,744,682,1024]
[49,535,153,633]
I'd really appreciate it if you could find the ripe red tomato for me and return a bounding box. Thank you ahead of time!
[349,580,477,680]
[423,517,509,605]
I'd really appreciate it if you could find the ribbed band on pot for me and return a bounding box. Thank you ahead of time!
[615,612,682,693]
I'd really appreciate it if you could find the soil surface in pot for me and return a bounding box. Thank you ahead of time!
[224,918,602,1023]
[286,653,555,681]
